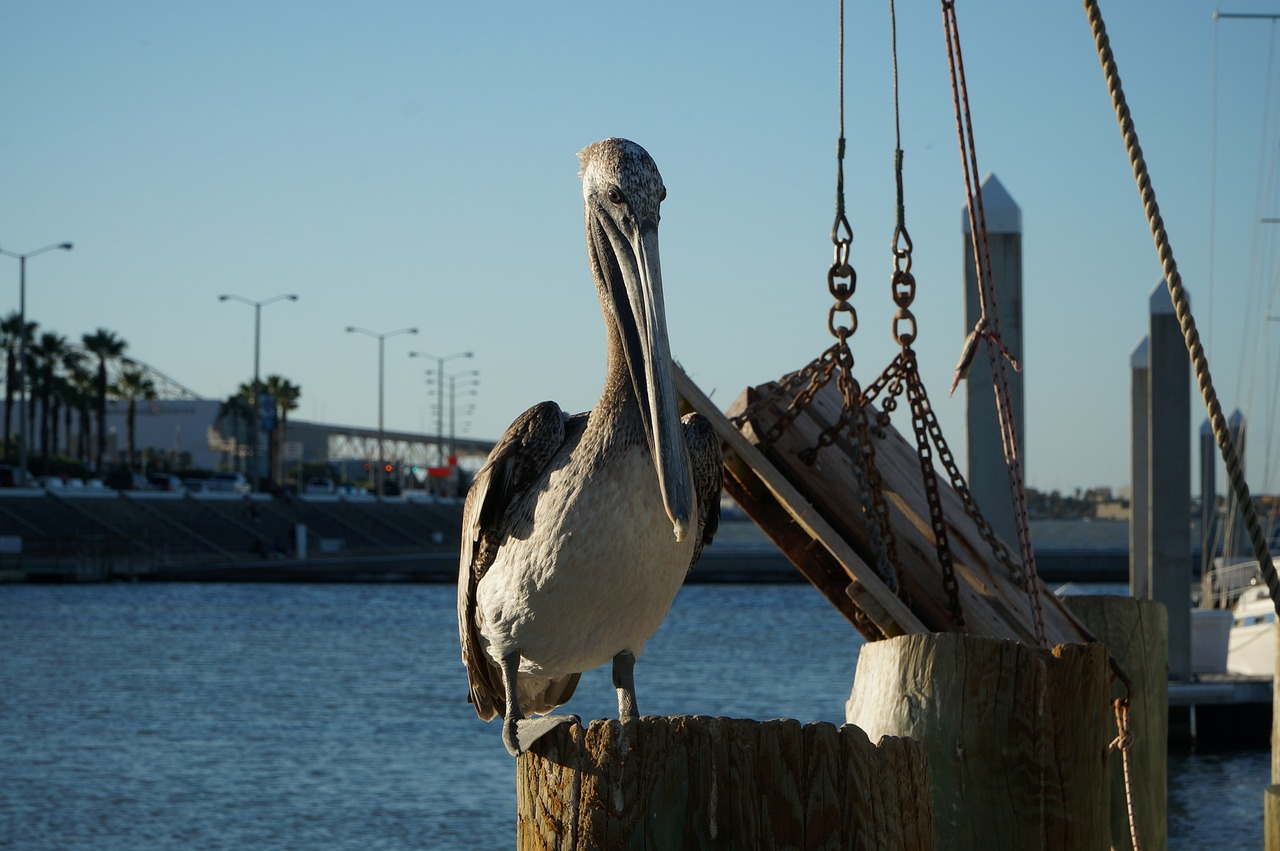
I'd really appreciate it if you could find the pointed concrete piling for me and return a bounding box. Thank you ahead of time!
[1199,417,1216,577]
[1148,279,1191,682]
[962,173,1023,547]
[1130,336,1150,599]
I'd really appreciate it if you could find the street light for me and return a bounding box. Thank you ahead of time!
[409,350,473,478]
[427,369,479,472]
[0,241,73,481]
[349,326,419,497]
[219,293,299,492]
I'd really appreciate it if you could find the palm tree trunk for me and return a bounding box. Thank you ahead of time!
[95,365,107,470]
[126,400,136,470]
[2,349,13,463]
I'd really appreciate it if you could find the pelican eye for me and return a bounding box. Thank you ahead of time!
[607,188,624,205]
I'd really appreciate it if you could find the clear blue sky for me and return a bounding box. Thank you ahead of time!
[2,1,1278,495]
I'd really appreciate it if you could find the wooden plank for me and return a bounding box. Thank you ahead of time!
[717,371,1092,648]
[675,367,926,637]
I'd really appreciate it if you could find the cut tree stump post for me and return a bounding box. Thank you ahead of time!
[1063,595,1167,851]
[516,715,933,850]
[846,634,1111,851]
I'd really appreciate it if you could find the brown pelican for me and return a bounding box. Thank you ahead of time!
[458,138,722,756]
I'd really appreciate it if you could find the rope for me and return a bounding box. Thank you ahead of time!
[1083,0,1280,612]
[940,0,1048,647]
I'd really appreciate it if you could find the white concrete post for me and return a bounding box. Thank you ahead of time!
[1130,336,1150,599]
[962,174,1023,548]
[1199,418,1216,577]
[1149,279,1191,681]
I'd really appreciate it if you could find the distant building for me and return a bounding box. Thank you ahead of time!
[104,399,228,470]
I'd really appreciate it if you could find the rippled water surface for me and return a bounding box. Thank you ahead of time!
[0,583,1268,849]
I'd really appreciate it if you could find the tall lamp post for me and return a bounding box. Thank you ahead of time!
[0,242,73,481]
[219,293,299,492]
[427,369,479,472]
[409,350,473,479]
[349,326,418,497]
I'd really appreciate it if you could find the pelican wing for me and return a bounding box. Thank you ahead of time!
[458,401,569,720]
[683,411,723,573]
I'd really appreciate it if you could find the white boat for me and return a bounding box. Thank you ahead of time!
[1226,583,1277,676]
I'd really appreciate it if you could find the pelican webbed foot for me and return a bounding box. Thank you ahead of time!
[499,649,580,756]
[503,713,580,757]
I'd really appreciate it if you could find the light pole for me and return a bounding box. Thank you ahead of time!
[219,293,298,492]
[428,369,479,472]
[409,351,473,478]
[0,242,73,481]
[349,326,418,497]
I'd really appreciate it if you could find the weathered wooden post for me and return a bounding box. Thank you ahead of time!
[846,634,1111,851]
[1064,595,1168,851]
[516,715,933,850]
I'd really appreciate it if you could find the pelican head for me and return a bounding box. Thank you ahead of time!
[579,138,693,542]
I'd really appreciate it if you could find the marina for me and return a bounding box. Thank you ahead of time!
[2,0,1280,845]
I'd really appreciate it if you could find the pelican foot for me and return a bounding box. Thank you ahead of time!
[503,714,580,757]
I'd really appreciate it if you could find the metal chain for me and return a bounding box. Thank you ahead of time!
[837,363,901,593]
[903,354,964,624]
[729,345,839,442]
[889,0,918,350]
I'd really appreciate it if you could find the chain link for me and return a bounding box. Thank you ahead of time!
[902,358,963,624]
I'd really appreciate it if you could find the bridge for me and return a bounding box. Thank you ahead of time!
[284,420,496,473]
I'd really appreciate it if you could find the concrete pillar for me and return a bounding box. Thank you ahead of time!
[1130,337,1150,599]
[962,173,1023,548]
[1224,409,1247,559]
[1148,279,1191,681]
[1199,418,1216,575]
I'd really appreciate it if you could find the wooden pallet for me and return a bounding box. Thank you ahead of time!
[676,366,1091,647]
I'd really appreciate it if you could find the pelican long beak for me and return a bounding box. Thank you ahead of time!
[592,215,695,542]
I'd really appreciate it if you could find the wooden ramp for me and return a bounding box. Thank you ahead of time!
[676,367,1092,647]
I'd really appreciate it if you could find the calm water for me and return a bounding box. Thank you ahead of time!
[0,583,1269,849]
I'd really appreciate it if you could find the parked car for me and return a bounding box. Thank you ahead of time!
[205,472,251,494]
[104,469,153,491]
[37,475,65,491]
[84,478,106,490]
[64,478,85,491]
[146,473,186,492]
[0,465,29,487]
[304,477,336,495]
[183,478,206,493]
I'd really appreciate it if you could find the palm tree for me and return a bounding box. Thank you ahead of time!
[66,360,95,465]
[55,347,86,458]
[31,332,70,462]
[265,375,301,484]
[117,367,157,470]
[1,312,36,463]
[82,328,127,471]
[216,387,255,472]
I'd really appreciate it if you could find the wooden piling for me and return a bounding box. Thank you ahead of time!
[846,633,1112,851]
[516,715,933,850]
[1064,595,1167,851]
